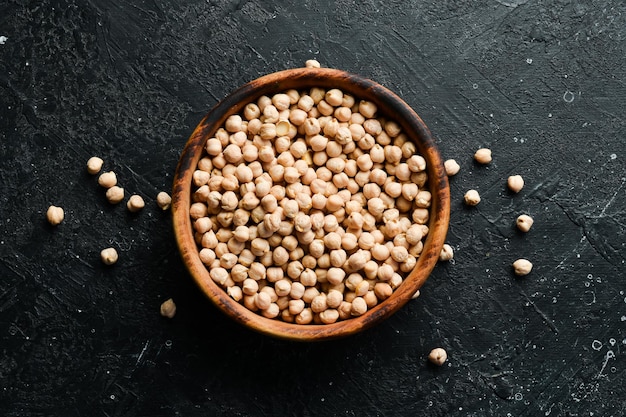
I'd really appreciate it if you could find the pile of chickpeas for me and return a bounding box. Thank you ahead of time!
[189,85,433,324]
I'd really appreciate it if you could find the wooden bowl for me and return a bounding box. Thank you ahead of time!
[172,68,450,341]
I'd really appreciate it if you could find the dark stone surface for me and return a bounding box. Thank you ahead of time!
[1,0,625,416]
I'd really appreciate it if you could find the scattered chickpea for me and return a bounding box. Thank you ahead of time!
[474,148,492,164]
[305,59,321,68]
[106,186,125,204]
[46,205,64,226]
[464,189,481,206]
[516,214,534,232]
[444,159,460,176]
[156,191,172,210]
[512,259,533,276]
[86,157,104,175]
[160,298,177,318]
[127,195,145,212]
[428,347,447,366]
[439,244,454,261]
[507,175,524,193]
[100,247,119,265]
[98,171,117,188]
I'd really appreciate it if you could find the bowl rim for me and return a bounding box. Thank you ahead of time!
[172,67,450,341]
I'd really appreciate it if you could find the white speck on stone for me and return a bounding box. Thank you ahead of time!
[563,90,575,103]
[548,113,552,118]
[526,58,533,64]
[591,340,602,351]
[610,153,617,160]
[0,36,7,45]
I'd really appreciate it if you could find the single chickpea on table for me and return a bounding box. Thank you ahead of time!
[86,157,104,175]
[507,175,524,193]
[474,148,492,164]
[46,205,65,225]
[100,247,119,265]
[428,347,448,366]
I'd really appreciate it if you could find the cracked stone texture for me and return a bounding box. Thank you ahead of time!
[1,0,625,416]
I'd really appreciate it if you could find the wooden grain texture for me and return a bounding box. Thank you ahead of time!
[172,68,450,341]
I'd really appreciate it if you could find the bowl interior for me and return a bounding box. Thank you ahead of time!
[172,68,450,341]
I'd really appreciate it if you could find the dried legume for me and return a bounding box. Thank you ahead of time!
[189,84,434,324]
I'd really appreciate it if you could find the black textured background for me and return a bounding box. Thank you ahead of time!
[1,1,625,416]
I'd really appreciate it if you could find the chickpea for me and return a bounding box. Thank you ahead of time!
[289,299,306,315]
[507,175,525,193]
[384,182,402,199]
[405,225,423,245]
[319,309,339,324]
[254,292,272,310]
[100,247,119,265]
[464,189,481,206]
[439,244,454,261]
[326,268,346,286]
[325,290,343,309]
[305,59,321,68]
[98,171,117,188]
[377,264,394,281]
[225,114,243,132]
[444,159,460,176]
[513,259,533,276]
[243,103,260,120]
[516,214,534,232]
[359,101,377,118]
[87,157,104,175]
[295,308,313,325]
[261,303,280,319]
[474,148,492,164]
[242,278,259,295]
[390,246,409,263]
[321,89,341,107]
[227,286,243,302]
[402,184,420,202]
[371,244,390,262]
[46,205,65,225]
[156,191,172,210]
[367,198,385,218]
[428,347,447,366]
[350,297,368,316]
[205,138,222,156]
[160,298,177,318]
[127,195,145,212]
[335,126,352,145]
[374,282,393,300]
